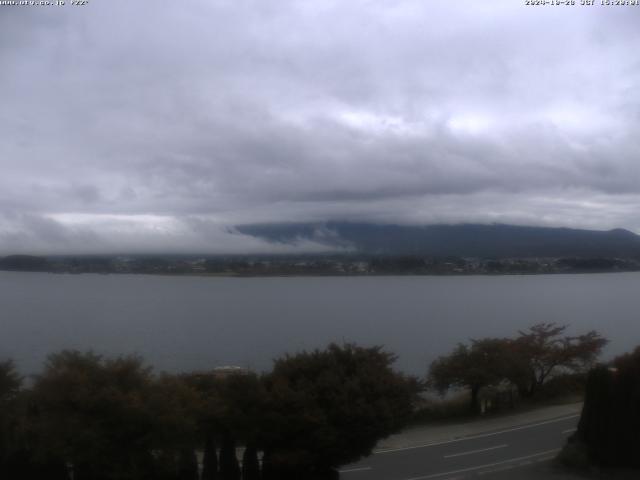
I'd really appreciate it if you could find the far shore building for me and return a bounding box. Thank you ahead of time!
[212,365,250,379]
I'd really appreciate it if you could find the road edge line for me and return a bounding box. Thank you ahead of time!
[375,414,579,454]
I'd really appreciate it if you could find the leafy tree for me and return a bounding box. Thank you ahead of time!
[0,360,23,477]
[0,361,69,480]
[184,370,267,480]
[141,373,202,480]
[260,343,418,478]
[512,323,607,397]
[429,324,608,411]
[0,360,21,401]
[214,373,267,449]
[181,370,265,480]
[428,338,512,413]
[146,374,200,452]
[31,351,157,480]
[179,370,224,439]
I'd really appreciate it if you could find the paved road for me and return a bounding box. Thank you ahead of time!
[340,414,579,480]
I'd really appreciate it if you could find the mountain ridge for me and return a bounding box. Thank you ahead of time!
[235,222,640,258]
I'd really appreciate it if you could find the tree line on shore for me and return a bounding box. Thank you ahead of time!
[2,253,639,277]
[0,323,610,480]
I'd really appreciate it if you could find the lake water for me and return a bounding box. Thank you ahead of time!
[1,271,638,376]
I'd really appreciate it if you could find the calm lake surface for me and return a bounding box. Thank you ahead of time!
[1,271,638,376]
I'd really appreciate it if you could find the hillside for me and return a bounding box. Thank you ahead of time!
[235,223,640,258]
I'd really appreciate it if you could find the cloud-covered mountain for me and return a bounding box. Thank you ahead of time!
[3,2,640,255]
[236,222,640,258]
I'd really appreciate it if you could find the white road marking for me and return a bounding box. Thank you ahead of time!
[443,444,508,459]
[338,466,372,474]
[376,414,579,454]
[535,455,557,463]
[477,464,516,475]
[477,453,557,476]
[402,448,561,480]
[562,428,577,434]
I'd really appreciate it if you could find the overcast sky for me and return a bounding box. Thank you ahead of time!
[2,0,640,253]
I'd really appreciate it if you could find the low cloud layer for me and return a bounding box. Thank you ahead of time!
[2,1,640,253]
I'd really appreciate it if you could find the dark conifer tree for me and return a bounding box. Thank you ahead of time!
[178,447,199,480]
[41,458,70,480]
[154,450,180,480]
[219,434,241,480]
[241,444,260,480]
[201,434,219,480]
[259,450,274,480]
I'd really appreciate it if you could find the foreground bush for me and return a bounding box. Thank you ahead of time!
[567,346,640,469]
[260,344,419,478]
[0,344,419,480]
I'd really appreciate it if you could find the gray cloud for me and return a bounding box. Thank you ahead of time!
[2,0,640,253]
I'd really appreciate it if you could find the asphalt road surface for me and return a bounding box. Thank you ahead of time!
[340,414,579,480]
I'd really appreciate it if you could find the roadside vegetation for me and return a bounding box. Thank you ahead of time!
[0,344,418,480]
[559,345,640,472]
[424,323,607,417]
[0,324,612,479]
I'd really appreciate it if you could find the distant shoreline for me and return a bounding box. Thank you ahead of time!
[2,268,639,278]
[2,253,640,277]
